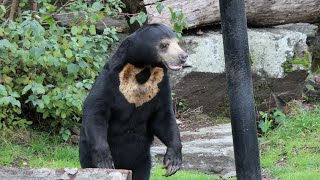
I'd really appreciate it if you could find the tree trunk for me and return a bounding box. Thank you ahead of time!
[144,0,320,28]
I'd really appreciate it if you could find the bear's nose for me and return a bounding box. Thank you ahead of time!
[179,52,188,63]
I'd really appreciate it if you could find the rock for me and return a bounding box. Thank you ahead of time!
[176,29,309,80]
[171,28,311,115]
[0,168,132,180]
[222,171,237,178]
[310,26,320,73]
[275,23,320,73]
[275,23,318,44]
[151,123,235,175]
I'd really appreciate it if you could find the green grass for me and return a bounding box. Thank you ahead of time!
[1,106,320,179]
[151,165,219,180]
[260,106,320,179]
[0,129,216,179]
[0,130,79,168]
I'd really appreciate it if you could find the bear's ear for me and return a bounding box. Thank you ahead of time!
[135,67,151,84]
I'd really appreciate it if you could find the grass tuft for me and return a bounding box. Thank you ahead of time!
[261,106,320,179]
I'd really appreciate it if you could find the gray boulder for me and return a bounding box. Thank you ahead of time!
[151,124,235,175]
[171,28,311,115]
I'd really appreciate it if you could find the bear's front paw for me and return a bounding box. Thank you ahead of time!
[94,155,114,169]
[97,160,114,169]
[162,147,182,176]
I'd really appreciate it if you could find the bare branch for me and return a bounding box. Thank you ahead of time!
[9,0,18,20]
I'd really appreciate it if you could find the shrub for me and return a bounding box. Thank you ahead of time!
[0,1,120,129]
[0,0,187,137]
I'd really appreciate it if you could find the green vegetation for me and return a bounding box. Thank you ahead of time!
[0,129,216,179]
[0,1,121,131]
[0,0,187,140]
[151,165,219,180]
[0,129,79,168]
[1,106,319,179]
[282,51,311,73]
[260,106,320,179]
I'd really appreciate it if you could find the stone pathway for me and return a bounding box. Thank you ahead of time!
[151,123,235,175]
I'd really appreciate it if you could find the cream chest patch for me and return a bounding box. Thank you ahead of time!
[119,63,164,107]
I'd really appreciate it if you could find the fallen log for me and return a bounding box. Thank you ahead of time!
[53,14,129,33]
[0,167,132,180]
[144,0,320,28]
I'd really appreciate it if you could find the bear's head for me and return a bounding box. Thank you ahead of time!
[125,23,188,71]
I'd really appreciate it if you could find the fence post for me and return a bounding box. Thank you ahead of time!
[219,0,262,179]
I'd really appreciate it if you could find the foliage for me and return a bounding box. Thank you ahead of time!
[128,1,187,41]
[261,106,320,179]
[257,109,287,138]
[0,0,119,130]
[282,51,311,73]
[0,128,79,168]
[0,129,218,178]
[171,92,187,113]
[151,165,219,180]
[0,0,188,140]
[301,75,319,102]
[168,7,187,41]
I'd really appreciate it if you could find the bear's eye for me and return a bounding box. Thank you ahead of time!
[160,43,169,50]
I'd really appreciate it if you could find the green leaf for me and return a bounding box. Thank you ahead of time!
[65,49,73,58]
[0,97,20,107]
[43,3,56,12]
[258,120,268,133]
[30,47,44,59]
[89,25,96,35]
[0,84,7,96]
[0,39,11,48]
[42,95,50,105]
[67,63,80,74]
[71,26,78,35]
[22,84,32,95]
[8,22,16,30]
[156,2,164,14]
[0,5,6,15]
[136,12,147,26]
[306,84,315,91]
[60,128,71,141]
[11,98,21,107]
[174,23,183,33]
[10,92,20,98]
[129,16,136,24]
[32,84,45,95]
[37,100,45,109]
[22,39,31,48]
[78,37,87,47]
[92,2,103,11]
[53,50,61,58]
[19,2,26,7]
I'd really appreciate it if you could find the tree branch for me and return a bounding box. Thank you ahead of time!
[9,0,18,20]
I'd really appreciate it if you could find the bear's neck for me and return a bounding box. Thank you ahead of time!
[135,67,151,84]
[119,63,165,107]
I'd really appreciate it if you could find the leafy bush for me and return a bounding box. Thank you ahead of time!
[0,0,187,133]
[0,1,119,129]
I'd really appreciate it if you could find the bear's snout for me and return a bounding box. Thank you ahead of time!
[179,52,188,63]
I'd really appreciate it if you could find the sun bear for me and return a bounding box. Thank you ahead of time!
[79,23,188,180]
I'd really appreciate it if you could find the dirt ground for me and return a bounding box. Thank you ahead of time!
[177,111,230,132]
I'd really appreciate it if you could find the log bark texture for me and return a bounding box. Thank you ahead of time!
[0,167,132,180]
[144,0,320,28]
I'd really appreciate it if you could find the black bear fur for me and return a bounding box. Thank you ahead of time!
[79,24,183,180]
